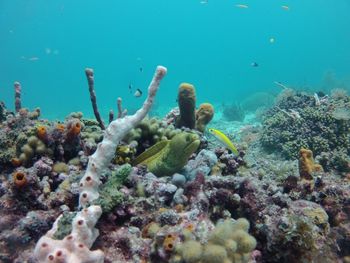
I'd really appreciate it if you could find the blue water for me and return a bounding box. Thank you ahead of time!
[0,0,349,119]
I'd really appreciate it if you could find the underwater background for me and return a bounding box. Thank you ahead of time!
[1,0,350,119]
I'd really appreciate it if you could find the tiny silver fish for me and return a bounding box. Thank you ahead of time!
[134,88,142,98]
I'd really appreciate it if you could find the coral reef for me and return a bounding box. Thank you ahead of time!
[0,69,349,263]
[260,90,350,170]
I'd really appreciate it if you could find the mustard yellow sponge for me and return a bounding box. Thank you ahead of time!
[195,103,214,132]
[176,83,196,129]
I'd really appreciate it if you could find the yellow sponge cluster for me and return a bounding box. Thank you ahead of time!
[172,218,256,263]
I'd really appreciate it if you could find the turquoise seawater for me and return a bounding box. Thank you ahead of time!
[0,0,349,119]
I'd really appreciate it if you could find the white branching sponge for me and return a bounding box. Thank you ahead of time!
[34,205,104,263]
[34,66,167,263]
[79,65,167,207]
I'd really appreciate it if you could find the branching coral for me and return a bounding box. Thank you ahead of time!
[261,91,350,165]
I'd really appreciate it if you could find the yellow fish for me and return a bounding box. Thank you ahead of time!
[208,128,239,155]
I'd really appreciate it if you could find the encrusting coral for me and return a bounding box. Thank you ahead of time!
[133,132,200,177]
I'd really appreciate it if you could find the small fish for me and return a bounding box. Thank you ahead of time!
[281,5,290,10]
[236,4,248,8]
[134,88,142,98]
[139,67,143,72]
[128,83,133,93]
[208,128,239,155]
[269,37,275,43]
[29,57,39,61]
[251,62,259,67]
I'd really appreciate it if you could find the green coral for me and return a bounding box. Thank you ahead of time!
[133,132,200,177]
[52,211,77,240]
[94,164,132,212]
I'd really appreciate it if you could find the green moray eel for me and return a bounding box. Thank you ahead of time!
[133,132,200,177]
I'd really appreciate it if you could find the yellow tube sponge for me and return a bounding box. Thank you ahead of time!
[176,83,196,129]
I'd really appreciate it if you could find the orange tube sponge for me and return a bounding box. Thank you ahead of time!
[196,103,214,132]
[37,126,48,141]
[13,171,27,188]
[163,234,177,252]
[299,148,323,180]
[67,119,82,139]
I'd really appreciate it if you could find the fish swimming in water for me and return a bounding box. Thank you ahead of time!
[236,4,248,9]
[251,62,259,67]
[29,57,39,61]
[208,128,239,155]
[134,88,142,98]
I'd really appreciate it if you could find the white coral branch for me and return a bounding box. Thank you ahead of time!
[79,65,167,207]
